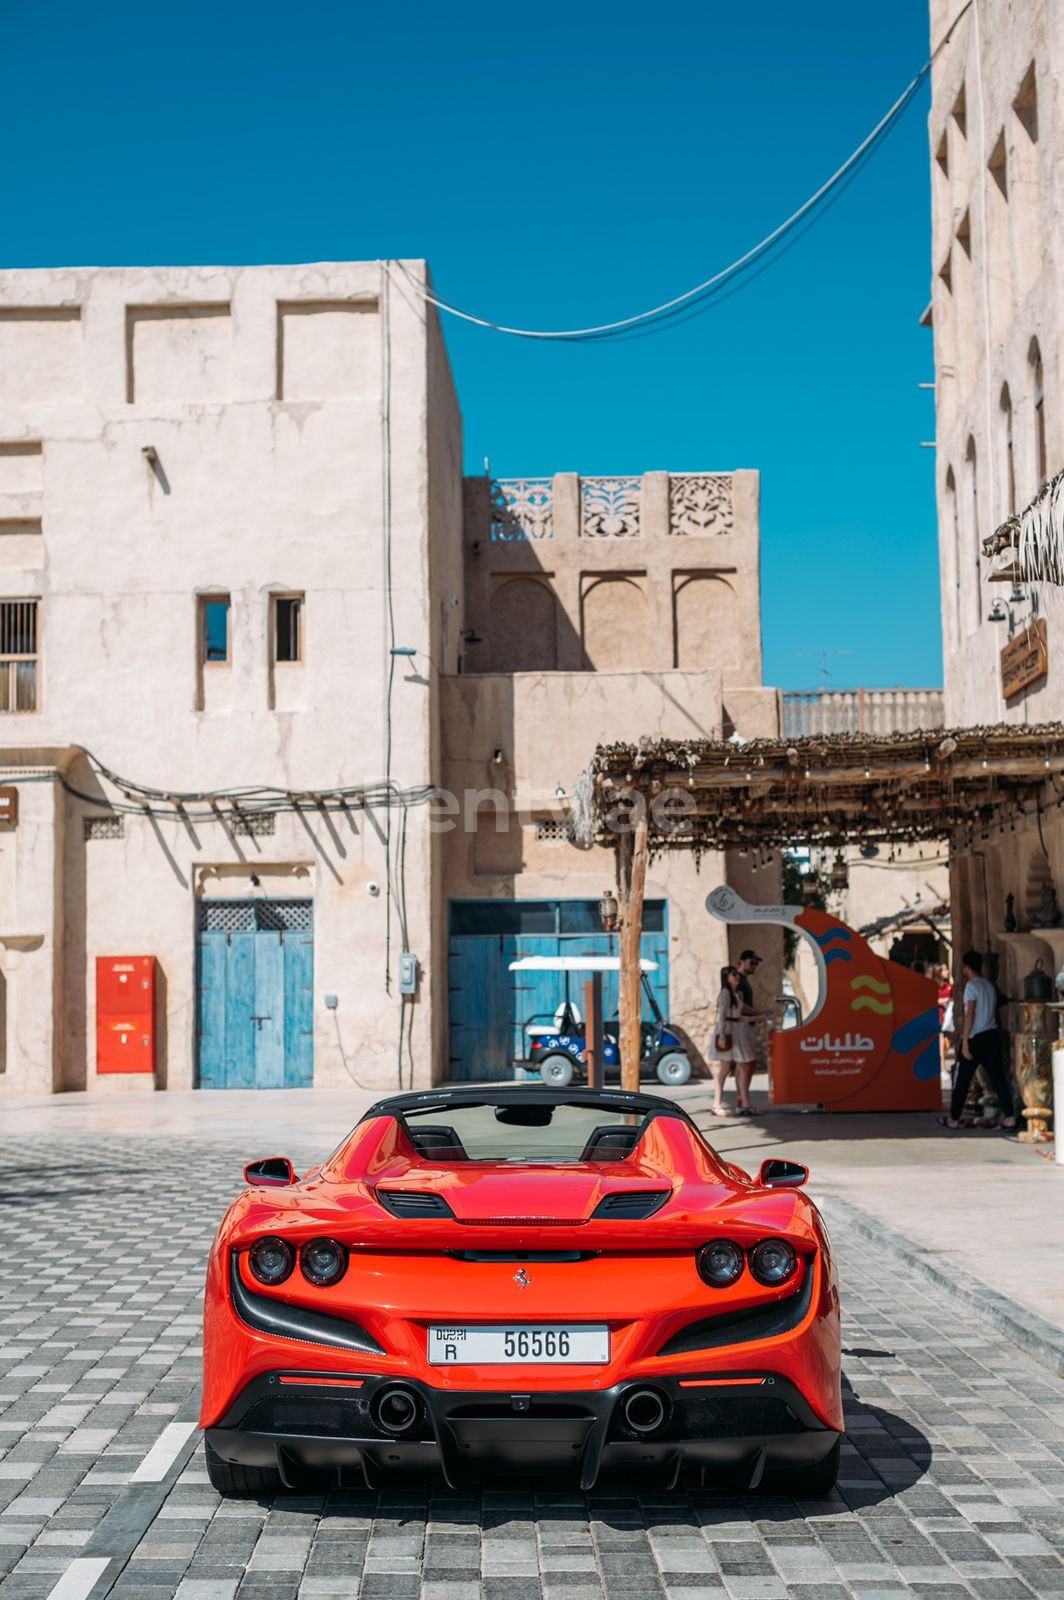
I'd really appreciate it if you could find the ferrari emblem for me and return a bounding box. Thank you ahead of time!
[513,1268,531,1288]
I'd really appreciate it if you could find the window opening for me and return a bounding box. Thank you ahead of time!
[201,596,230,663]
[1001,385,1016,516]
[1031,341,1047,488]
[965,437,979,628]
[274,596,303,663]
[0,599,38,712]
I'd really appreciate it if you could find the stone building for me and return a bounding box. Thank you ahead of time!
[929,0,1064,991]
[0,261,776,1094]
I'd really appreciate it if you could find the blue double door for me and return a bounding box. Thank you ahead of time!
[196,900,314,1089]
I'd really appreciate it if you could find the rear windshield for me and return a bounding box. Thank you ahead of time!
[399,1100,652,1163]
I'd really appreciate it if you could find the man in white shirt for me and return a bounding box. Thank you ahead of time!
[938,949,1018,1130]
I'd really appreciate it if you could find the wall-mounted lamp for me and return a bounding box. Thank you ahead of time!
[390,645,417,658]
[461,629,483,645]
[830,852,849,892]
[599,889,618,931]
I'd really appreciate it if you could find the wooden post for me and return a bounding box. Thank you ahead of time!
[585,973,604,1091]
[619,808,649,1092]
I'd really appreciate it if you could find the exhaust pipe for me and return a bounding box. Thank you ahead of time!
[622,1388,666,1435]
[372,1384,420,1435]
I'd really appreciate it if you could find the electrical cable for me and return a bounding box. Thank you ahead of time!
[19,744,436,821]
[393,2,973,345]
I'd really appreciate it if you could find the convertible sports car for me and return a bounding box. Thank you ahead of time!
[201,1086,842,1494]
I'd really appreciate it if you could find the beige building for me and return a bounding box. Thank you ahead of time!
[0,261,776,1095]
[929,0,1064,993]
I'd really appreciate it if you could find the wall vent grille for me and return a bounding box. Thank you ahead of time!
[84,816,124,841]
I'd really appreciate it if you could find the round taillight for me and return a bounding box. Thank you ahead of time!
[300,1237,348,1287]
[248,1236,294,1286]
[696,1239,744,1288]
[750,1238,797,1286]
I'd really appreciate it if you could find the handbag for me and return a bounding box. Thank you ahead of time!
[715,1030,732,1054]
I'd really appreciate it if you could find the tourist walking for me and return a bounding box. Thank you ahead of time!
[937,949,1018,1131]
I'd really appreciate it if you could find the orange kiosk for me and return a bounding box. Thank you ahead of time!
[706,886,941,1112]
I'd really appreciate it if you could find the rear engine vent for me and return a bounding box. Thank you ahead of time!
[592,1190,670,1220]
[375,1189,454,1219]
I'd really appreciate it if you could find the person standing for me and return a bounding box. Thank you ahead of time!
[731,949,765,1114]
[937,949,1017,1131]
[711,967,746,1116]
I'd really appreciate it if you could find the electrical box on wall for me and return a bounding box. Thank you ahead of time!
[398,952,419,996]
[96,956,156,1075]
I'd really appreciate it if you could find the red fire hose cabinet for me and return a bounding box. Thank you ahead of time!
[96,956,156,1075]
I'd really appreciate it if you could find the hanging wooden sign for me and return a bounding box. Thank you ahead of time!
[0,786,17,829]
[1001,618,1048,701]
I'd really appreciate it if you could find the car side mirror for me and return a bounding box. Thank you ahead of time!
[758,1159,808,1189]
[244,1156,297,1187]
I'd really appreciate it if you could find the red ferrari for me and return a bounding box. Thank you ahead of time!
[201,1086,842,1494]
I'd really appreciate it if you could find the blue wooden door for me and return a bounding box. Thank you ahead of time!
[197,901,313,1088]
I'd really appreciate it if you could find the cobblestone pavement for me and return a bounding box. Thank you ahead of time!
[2,1134,1064,1600]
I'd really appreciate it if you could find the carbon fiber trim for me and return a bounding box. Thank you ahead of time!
[657,1264,815,1356]
[229,1255,385,1355]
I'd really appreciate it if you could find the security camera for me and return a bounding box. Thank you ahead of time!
[367,880,381,897]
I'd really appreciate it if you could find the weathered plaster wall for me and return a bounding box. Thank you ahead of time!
[0,261,461,1094]
[440,670,780,1072]
[929,1,1064,988]
[930,0,1064,725]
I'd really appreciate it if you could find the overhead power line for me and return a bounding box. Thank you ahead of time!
[396,2,973,344]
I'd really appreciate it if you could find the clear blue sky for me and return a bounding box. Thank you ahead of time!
[2,0,940,691]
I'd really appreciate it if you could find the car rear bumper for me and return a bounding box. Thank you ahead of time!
[206,1369,840,1490]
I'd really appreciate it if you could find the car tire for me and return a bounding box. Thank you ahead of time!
[764,1437,841,1496]
[205,1438,281,1498]
[539,1053,576,1087]
[655,1050,692,1086]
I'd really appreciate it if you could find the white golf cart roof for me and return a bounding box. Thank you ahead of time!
[508,955,659,972]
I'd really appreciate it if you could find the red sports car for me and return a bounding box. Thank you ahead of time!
[201,1086,842,1494]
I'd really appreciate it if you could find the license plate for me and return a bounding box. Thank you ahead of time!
[427,1324,609,1364]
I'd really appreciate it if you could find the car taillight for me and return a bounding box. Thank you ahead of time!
[696,1239,744,1287]
[531,1040,543,1051]
[248,1236,294,1286]
[300,1237,348,1287]
[750,1238,797,1286]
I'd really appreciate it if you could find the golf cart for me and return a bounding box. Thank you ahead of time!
[508,954,692,1086]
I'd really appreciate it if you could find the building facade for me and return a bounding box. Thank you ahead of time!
[929,0,1064,994]
[0,262,776,1094]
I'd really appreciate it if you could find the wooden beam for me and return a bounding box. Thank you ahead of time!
[619,809,648,1093]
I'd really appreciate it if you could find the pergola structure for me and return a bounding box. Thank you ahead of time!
[573,722,1064,1087]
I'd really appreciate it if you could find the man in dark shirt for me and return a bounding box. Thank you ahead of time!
[737,949,761,1008]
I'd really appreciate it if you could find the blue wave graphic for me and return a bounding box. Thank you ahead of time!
[891,1007,939,1054]
[911,1040,941,1081]
[811,927,853,947]
[822,948,853,966]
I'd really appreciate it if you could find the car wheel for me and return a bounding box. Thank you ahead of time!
[539,1053,576,1086]
[655,1050,692,1086]
[764,1437,841,1496]
[205,1438,281,1498]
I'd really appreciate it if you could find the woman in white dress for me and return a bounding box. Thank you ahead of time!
[712,966,760,1117]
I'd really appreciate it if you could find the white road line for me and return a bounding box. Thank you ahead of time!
[45,1557,111,1600]
[129,1420,198,1483]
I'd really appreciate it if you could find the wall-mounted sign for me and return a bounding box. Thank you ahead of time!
[1002,618,1048,701]
[0,786,17,830]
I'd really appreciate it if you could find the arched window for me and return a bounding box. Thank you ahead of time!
[945,465,961,636]
[966,436,980,626]
[1001,383,1016,516]
[1030,338,1047,488]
